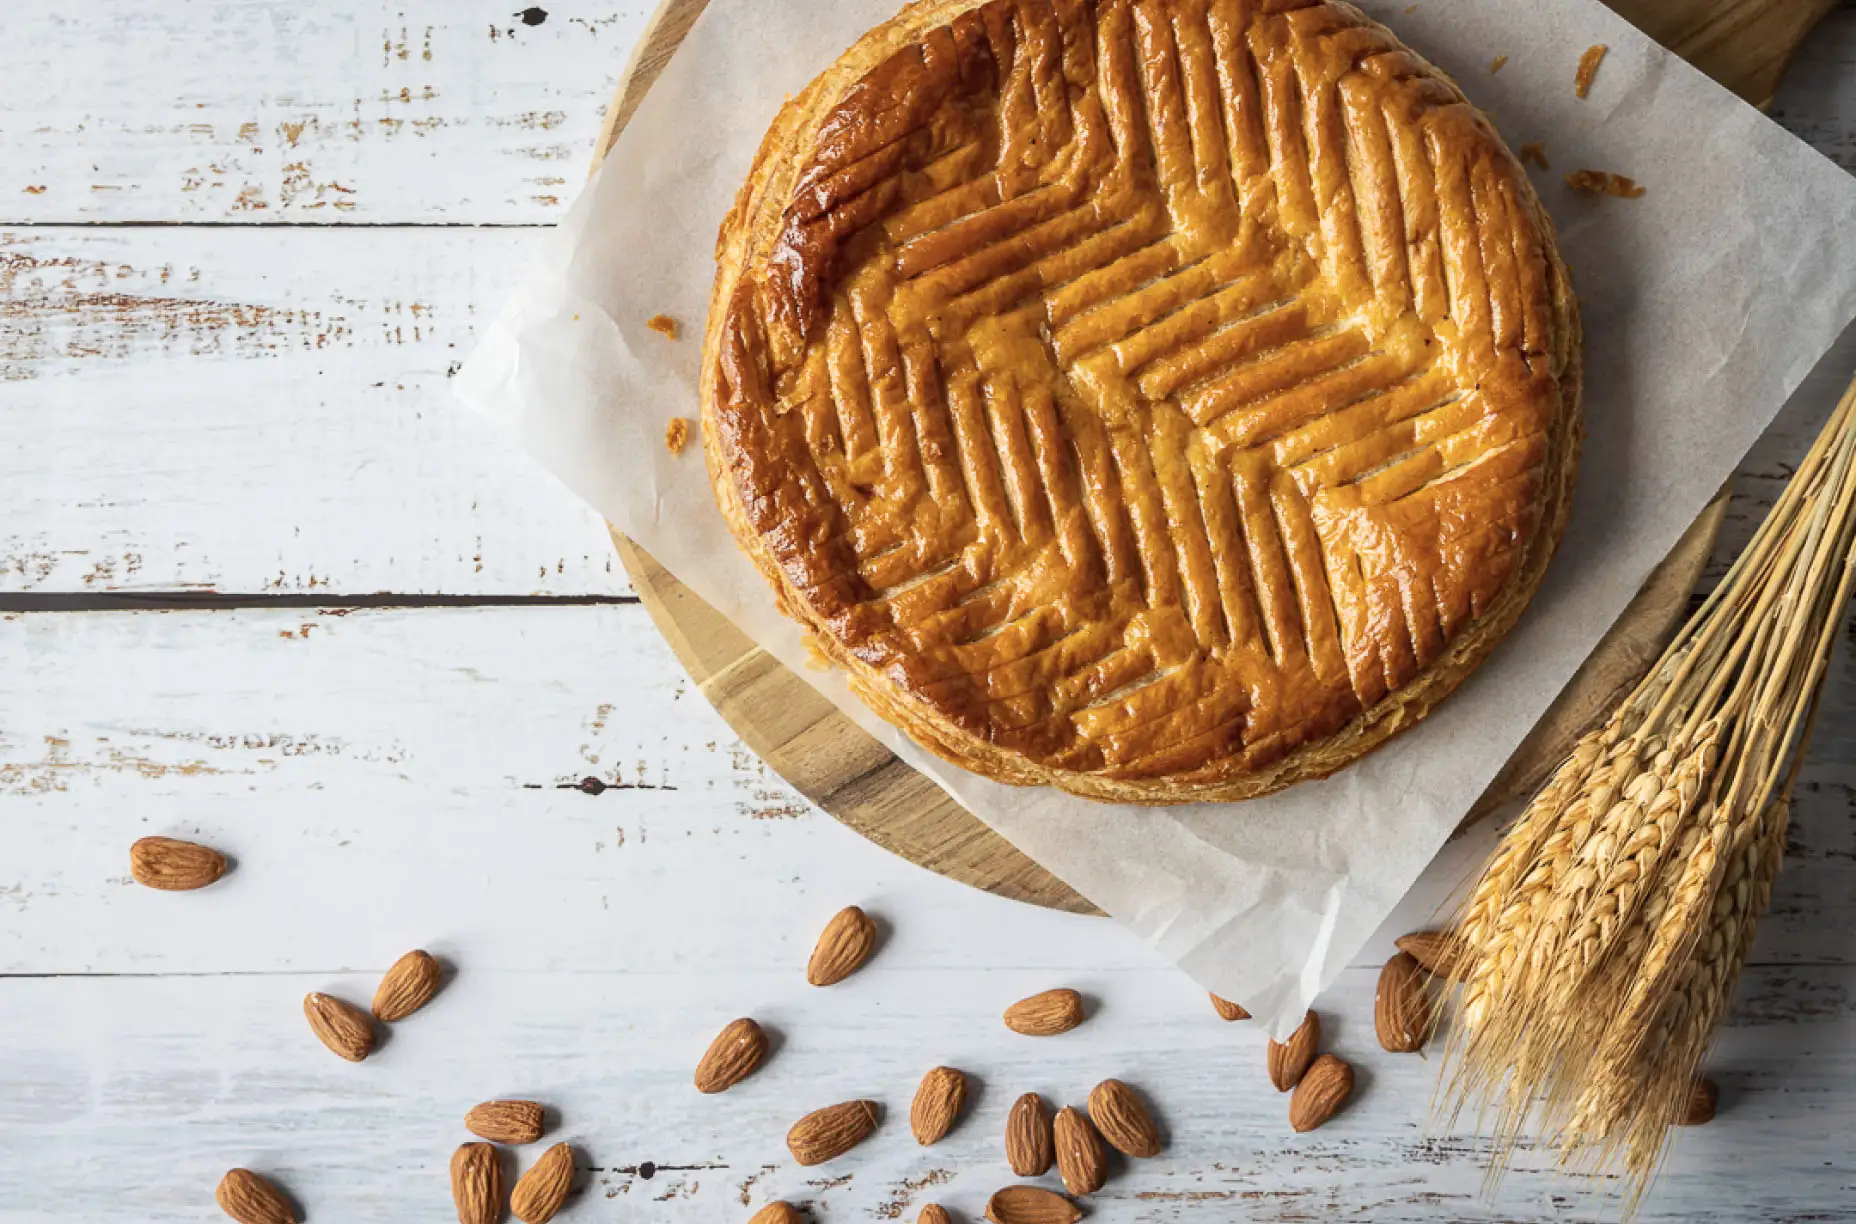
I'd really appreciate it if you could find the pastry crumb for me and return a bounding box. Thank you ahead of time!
[1519,142,1550,169]
[647,313,680,340]
[1490,55,1508,75]
[664,416,692,455]
[800,630,833,672]
[1575,44,1607,99]
[1565,169,1644,198]
[1403,3,1416,11]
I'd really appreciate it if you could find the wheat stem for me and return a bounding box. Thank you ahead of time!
[1435,368,1856,1213]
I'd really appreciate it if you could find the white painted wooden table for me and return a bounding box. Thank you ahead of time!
[3,5,1853,1222]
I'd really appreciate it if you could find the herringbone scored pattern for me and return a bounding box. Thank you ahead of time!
[711,0,1568,789]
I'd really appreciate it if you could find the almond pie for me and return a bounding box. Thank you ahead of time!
[702,0,1580,803]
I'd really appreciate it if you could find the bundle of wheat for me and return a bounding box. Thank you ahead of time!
[1436,369,1856,1208]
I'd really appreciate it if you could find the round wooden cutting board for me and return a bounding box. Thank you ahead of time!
[591,0,1830,914]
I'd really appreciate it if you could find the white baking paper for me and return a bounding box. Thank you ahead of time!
[457,0,1856,1035]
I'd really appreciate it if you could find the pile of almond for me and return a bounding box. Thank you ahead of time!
[454,1103,575,1224]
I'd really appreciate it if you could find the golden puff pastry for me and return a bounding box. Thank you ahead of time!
[703,0,1581,803]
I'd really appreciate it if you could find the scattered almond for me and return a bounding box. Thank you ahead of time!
[215,1169,296,1224]
[1005,1092,1054,1176]
[372,949,443,1022]
[511,1142,573,1224]
[1267,1009,1320,1091]
[303,992,374,1062]
[695,1017,769,1094]
[786,1100,880,1166]
[1003,988,1084,1036]
[1053,1105,1106,1196]
[450,1142,503,1224]
[1209,993,1249,1021]
[747,1204,803,1224]
[1289,1053,1354,1132]
[466,1100,546,1145]
[130,836,228,891]
[919,1206,951,1224]
[1395,930,1464,981]
[1375,952,1432,1053]
[985,1186,1080,1224]
[806,906,877,986]
[909,1065,967,1146]
[1088,1078,1161,1157]
[1678,1077,1719,1126]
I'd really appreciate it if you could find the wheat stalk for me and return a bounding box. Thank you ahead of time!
[1436,369,1856,1210]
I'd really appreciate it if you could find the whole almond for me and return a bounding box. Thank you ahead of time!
[786,1099,879,1166]
[747,1204,803,1224]
[215,1169,296,1224]
[909,1065,967,1145]
[1209,993,1249,1021]
[510,1142,573,1224]
[1395,930,1465,982]
[1003,988,1084,1036]
[1375,952,1432,1053]
[1267,1009,1320,1091]
[130,836,228,891]
[1087,1078,1161,1157]
[466,1100,546,1145]
[807,906,877,986]
[1678,1077,1719,1126]
[450,1142,503,1224]
[372,948,443,1021]
[1005,1092,1053,1176]
[985,1185,1080,1224]
[303,992,374,1062]
[695,1017,769,1094]
[1289,1053,1354,1132]
[919,1206,951,1224]
[1053,1105,1106,1196]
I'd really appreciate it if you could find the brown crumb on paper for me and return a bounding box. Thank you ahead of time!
[1403,3,1416,11]
[1490,55,1508,75]
[1565,169,1644,198]
[646,313,680,341]
[1575,44,1607,99]
[1519,142,1550,170]
[665,416,692,455]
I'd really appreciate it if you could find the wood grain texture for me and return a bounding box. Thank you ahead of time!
[0,1,657,225]
[592,0,1785,909]
[1608,0,1841,107]
[0,0,1830,226]
[1,605,1848,974]
[0,225,626,596]
[0,964,1848,1223]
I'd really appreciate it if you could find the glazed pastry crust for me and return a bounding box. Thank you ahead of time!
[703,0,1581,804]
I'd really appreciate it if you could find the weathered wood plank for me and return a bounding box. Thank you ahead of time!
[0,965,1846,1223]
[0,0,650,225]
[1,3,1849,225]
[0,225,626,596]
[2,605,1849,975]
